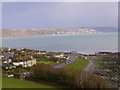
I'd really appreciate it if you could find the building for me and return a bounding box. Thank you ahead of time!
[54,54,64,58]
[12,58,36,68]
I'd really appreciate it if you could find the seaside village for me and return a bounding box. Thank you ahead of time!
[0,47,69,78]
[1,47,120,87]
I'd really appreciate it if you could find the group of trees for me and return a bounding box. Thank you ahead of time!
[10,55,32,62]
[27,63,109,88]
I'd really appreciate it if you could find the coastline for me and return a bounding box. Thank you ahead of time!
[1,32,111,39]
[2,32,118,54]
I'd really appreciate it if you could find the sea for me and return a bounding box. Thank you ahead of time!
[1,32,118,54]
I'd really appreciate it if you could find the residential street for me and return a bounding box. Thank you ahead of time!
[53,54,77,68]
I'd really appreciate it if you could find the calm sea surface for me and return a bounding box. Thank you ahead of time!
[2,33,118,54]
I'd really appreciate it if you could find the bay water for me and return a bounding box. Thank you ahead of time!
[2,32,118,54]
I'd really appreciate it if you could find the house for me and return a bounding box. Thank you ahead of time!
[84,57,87,59]
[2,62,16,69]
[12,58,36,68]
[2,59,12,64]
[8,48,11,51]
[0,55,4,59]
[3,53,14,60]
[54,54,64,58]
[7,74,14,78]
[37,52,46,55]
[2,63,11,69]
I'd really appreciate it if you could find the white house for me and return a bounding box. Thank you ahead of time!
[54,54,64,58]
[84,57,87,59]
[0,55,4,59]
[12,62,22,66]
[12,59,36,68]
[7,74,14,78]
[37,51,46,55]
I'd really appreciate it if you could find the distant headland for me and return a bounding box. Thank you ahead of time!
[1,27,117,38]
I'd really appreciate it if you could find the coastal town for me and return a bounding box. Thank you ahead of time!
[1,47,119,88]
[1,28,100,38]
[1,47,69,69]
[1,1,118,89]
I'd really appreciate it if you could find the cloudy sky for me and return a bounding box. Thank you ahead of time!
[2,2,118,28]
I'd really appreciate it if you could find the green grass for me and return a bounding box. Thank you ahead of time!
[36,57,48,61]
[36,57,56,65]
[63,56,89,71]
[2,77,63,88]
[2,56,89,88]
[37,60,56,65]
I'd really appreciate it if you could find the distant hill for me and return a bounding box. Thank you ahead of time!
[1,28,98,38]
[94,27,118,32]
[1,27,117,38]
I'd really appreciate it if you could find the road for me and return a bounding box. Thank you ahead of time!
[53,54,95,83]
[53,54,77,68]
[84,56,95,72]
[80,56,95,82]
[53,55,95,71]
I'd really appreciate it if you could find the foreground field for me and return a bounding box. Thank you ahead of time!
[2,56,89,88]
[63,56,89,71]
[2,77,62,88]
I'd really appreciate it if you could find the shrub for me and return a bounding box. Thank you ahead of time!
[28,63,109,88]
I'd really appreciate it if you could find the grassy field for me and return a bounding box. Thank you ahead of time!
[63,56,89,71]
[37,60,56,65]
[36,57,56,65]
[2,56,89,88]
[2,77,63,89]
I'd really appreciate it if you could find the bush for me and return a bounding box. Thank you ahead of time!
[28,63,109,88]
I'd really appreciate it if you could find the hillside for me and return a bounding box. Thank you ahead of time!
[1,27,117,38]
[1,28,99,38]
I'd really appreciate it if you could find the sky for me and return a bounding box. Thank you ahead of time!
[2,2,118,28]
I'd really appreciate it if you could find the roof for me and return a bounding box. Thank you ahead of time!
[2,63,10,67]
